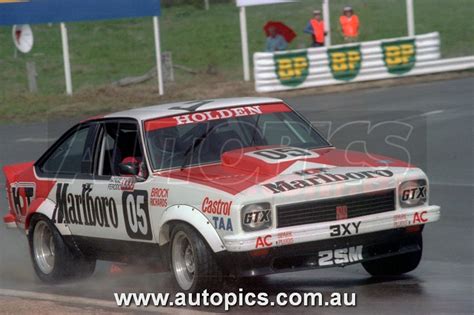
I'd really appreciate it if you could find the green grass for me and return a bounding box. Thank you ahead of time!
[0,0,472,119]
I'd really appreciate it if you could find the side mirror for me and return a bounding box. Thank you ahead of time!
[119,163,139,176]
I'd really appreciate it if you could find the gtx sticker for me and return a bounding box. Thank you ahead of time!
[330,221,361,237]
[246,147,319,164]
[122,190,153,240]
[202,197,232,216]
[11,182,35,218]
[263,170,394,194]
[318,245,363,266]
[150,187,169,207]
[401,186,426,202]
[212,216,233,231]
[52,183,118,228]
[243,209,271,225]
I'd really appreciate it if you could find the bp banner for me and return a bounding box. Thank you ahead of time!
[382,39,416,74]
[327,45,362,81]
[254,32,441,93]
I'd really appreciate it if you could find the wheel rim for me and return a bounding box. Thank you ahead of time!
[171,231,196,290]
[33,221,55,274]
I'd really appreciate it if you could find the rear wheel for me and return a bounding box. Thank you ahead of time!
[28,215,96,283]
[170,223,223,292]
[362,233,422,276]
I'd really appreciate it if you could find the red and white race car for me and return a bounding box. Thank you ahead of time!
[3,97,440,292]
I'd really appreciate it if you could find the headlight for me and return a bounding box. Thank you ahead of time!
[241,203,272,232]
[399,180,427,208]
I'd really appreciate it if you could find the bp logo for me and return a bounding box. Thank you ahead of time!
[382,39,416,74]
[274,51,309,87]
[327,45,362,81]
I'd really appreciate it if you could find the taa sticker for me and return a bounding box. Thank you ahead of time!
[329,221,361,237]
[318,245,363,266]
[327,45,362,81]
[122,190,153,240]
[274,51,309,87]
[212,216,233,231]
[382,39,416,74]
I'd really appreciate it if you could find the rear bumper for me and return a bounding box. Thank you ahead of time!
[222,205,440,252]
[217,228,422,277]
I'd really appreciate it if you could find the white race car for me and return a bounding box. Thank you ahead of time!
[3,97,440,292]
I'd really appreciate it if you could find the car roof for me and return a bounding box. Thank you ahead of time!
[104,97,283,122]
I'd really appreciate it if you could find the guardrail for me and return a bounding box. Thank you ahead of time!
[254,32,474,93]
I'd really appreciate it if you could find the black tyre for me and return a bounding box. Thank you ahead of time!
[362,233,423,276]
[170,223,223,292]
[28,215,96,283]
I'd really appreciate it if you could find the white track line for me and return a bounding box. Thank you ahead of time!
[420,110,445,117]
[16,137,55,143]
[0,288,212,314]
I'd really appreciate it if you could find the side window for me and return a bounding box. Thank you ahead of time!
[40,126,93,175]
[97,121,146,177]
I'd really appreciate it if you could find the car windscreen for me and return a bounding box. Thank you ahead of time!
[144,103,330,170]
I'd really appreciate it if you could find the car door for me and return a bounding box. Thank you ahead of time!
[84,119,155,244]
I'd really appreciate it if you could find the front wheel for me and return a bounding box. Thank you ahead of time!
[170,224,223,292]
[28,215,96,283]
[362,233,422,276]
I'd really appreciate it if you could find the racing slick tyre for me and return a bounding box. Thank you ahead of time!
[362,233,423,276]
[28,215,96,283]
[170,223,223,292]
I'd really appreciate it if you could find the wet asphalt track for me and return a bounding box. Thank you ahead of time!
[0,77,472,314]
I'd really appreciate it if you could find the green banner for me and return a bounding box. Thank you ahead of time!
[274,51,309,87]
[382,39,416,74]
[327,45,362,81]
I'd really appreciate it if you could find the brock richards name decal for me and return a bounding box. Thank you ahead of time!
[52,183,153,241]
[263,169,394,194]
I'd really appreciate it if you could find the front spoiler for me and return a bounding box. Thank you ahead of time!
[217,228,422,277]
[223,205,440,252]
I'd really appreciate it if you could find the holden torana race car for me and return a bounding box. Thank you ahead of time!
[3,97,440,292]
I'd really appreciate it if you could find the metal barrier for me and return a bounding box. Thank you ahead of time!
[254,32,474,93]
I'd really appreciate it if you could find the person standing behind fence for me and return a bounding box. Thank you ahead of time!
[304,10,326,47]
[339,6,360,42]
[266,26,288,52]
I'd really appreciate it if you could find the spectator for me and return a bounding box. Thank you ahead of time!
[265,26,288,52]
[339,6,360,42]
[304,10,326,47]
